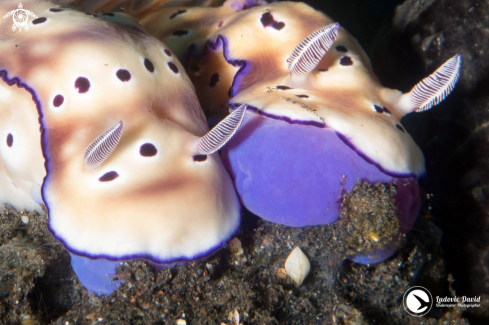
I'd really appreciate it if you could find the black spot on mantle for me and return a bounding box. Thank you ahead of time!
[74,77,90,93]
[169,9,187,19]
[277,85,292,90]
[374,105,384,113]
[6,134,13,147]
[172,30,188,36]
[32,17,47,25]
[260,12,273,26]
[99,171,119,182]
[116,69,131,82]
[168,62,179,74]
[140,143,157,157]
[209,73,219,87]
[53,95,64,107]
[272,22,285,30]
[260,12,285,30]
[144,58,155,73]
[193,155,207,162]
[340,56,353,66]
[395,124,405,132]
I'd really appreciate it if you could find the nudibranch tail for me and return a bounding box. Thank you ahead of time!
[395,54,462,116]
[287,23,340,76]
[197,103,247,155]
[84,121,124,168]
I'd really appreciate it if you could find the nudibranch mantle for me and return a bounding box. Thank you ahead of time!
[120,0,461,264]
[135,1,434,177]
[0,0,241,275]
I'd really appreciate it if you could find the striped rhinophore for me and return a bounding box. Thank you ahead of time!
[411,54,462,112]
[84,121,123,168]
[287,23,339,76]
[197,104,247,155]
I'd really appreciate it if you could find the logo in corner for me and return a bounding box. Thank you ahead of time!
[3,3,37,32]
[403,286,433,317]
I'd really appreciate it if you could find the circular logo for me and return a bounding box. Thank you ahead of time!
[403,286,433,317]
[13,9,28,28]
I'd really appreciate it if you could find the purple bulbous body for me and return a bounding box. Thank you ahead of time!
[221,112,421,263]
[69,253,121,295]
[69,254,181,294]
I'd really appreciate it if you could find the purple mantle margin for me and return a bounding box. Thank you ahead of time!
[0,69,240,266]
[185,33,423,179]
[228,102,422,180]
[185,34,249,99]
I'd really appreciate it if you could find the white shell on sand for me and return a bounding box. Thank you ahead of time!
[231,309,240,325]
[228,237,243,255]
[285,246,310,286]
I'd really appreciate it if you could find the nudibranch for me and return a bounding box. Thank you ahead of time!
[77,0,227,19]
[0,0,245,293]
[113,0,461,263]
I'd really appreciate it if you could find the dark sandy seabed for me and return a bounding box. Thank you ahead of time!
[0,185,474,324]
[2,0,489,324]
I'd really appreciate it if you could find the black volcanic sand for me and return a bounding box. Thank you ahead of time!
[0,181,475,324]
[2,0,489,323]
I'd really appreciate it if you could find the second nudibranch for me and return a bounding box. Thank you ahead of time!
[124,0,462,264]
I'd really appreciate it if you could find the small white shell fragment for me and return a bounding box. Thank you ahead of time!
[176,318,186,325]
[21,215,29,224]
[228,237,243,255]
[231,309,240,325]
[285,246,310,286]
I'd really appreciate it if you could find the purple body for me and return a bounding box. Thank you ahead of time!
[69,254,180,294]
[69,253,121,295]
[221,111,420,263]
[69,107,421,293]
[350,178,420,263]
